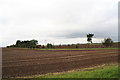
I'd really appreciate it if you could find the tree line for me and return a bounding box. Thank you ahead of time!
[7,34,114,48]
[7,39,38,48]
[87,34,113,47]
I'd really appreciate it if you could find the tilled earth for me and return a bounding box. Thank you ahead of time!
[2,48,118,78]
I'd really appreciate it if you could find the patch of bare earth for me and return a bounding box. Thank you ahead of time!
[2,48,118,78]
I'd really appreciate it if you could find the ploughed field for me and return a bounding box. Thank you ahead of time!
[2,48,118,78]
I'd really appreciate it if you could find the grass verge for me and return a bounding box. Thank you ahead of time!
[17,48,119,50]
[32,64,119,78]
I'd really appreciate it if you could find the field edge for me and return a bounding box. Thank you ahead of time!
[20,63,118,78]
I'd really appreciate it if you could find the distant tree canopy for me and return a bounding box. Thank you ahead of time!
[102,38,113,47]
[87,34,94,43]
[47,43,53,48]
[8,39,38,48]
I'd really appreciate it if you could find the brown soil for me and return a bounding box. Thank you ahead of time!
[2,48,118,78]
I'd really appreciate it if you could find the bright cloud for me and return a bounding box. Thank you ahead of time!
[0,0,119,47]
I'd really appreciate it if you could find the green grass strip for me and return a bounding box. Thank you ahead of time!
[34,48,119,50]
[37,65,119,78]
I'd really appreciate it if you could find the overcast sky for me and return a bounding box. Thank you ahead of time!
[0,0,119,47]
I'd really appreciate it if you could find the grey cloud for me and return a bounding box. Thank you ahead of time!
[55,30,118,40]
